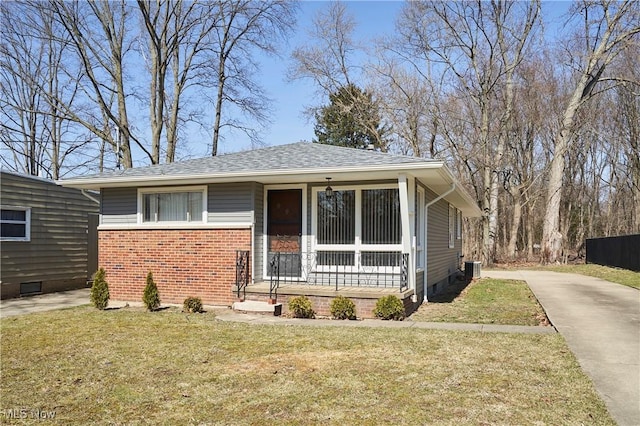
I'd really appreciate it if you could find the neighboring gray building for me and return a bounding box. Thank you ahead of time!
[1,171,99,299]
[61,142,482,317]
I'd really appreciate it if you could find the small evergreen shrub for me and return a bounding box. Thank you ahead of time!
[288,295,315,319]
[142,271,161,311]
[373,295,405,320]
[330,295,356,320]
[90,268,110,310]
[183,296,203,313]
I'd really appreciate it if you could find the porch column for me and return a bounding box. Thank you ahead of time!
[398,174,416,294]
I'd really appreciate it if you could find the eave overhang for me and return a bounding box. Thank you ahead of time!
[59,162,482,217]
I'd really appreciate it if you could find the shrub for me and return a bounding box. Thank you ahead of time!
[183,296,203,313]
[142,271,161,311]
[330,296,356,320]
[288,295,315,318]
[90,268,110,310]
[373,295,405,320]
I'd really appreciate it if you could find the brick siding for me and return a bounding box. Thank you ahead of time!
[99,229,250,306]
[244,293,414,319]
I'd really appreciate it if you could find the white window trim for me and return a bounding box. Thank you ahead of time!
[311,184,403,271]
[456,209,462,240]
[1,206,31,242]
[448,204,455,248]
[137,185,208,227]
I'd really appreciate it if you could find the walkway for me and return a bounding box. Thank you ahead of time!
[215,311,555,334]
[483,270,640,426]
[0,288,90,318]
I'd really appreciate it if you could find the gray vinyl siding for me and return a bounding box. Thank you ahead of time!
[208,182,253,223]
[425,187,462,291]
[101,183,255,225]
[101,187,137,225]
[1,172,99,288]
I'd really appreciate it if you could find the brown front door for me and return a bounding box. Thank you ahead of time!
[267,189,302,277]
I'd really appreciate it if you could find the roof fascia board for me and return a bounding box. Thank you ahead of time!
[58,162,445,189]
[415,166,482,217]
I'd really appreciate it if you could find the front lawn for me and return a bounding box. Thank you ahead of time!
[410,278,548,326]
[0,307,612,425]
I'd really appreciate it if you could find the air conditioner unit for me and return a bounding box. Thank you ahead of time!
[464,261,481,279]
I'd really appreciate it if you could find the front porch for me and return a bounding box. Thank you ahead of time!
[233,251,417,318]
[237,281,416,319]
[235,249,416,318]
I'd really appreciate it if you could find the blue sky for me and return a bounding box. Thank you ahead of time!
[215,1,573,156]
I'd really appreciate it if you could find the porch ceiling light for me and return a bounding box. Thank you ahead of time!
[325,178,333,198]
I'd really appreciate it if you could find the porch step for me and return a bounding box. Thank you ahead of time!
[232,300,282,316]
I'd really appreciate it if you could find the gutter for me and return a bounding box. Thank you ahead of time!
[424,183,456,302]
[57,161,445,189]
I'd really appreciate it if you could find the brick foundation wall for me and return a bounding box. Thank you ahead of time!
[244,292,415,319]
[99,229,251,306]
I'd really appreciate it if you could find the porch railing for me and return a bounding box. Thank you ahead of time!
[269,252,280,300]
[235,250,249,299]
[267,250,409,292]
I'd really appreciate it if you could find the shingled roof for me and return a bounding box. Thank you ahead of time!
[79,142,431,179]
[60,142,481,216]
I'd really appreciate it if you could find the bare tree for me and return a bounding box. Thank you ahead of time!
[369,55,440,158]
[289,1,358,96]
[137,0,227,163]
[209,0,297,156]
[397,0,541,265]
[1,0,296,172]
[541,0,640,263]
[0,1,95,178]
[45,0,139,168]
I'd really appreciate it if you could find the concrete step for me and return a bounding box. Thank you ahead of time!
[232,300,282,316]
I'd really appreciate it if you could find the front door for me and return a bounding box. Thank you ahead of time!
[267,189,302,278]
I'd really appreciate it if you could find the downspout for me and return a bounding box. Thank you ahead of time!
[423,183,455,302]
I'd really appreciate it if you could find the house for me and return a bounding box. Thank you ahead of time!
[1,170,99,299]
[60,142,481,317]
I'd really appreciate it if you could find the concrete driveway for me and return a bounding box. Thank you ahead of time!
[484,270,640,426]
[0,288,90,318]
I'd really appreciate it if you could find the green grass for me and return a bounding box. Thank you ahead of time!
[410,278,548,326]
[0,306,612,425]
[533,264,640,289]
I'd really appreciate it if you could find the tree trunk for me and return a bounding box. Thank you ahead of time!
[211,47,226,157]
[507,186,522,259]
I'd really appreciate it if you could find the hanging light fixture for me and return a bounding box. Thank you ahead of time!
[325,177,333,198]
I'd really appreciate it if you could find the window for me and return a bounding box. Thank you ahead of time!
[317,190,355,244]
[456,209,462,240]
[1,207,31,241]
[314,186,402,267]
[448,204,455,248]
[361,189,401,244]
[140,188,205,223]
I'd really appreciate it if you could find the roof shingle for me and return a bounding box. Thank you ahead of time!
[76,142,435,180]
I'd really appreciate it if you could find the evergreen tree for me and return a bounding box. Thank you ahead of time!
[90,268,110,310]
[142,271,161,311]
[313,84,389,150]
